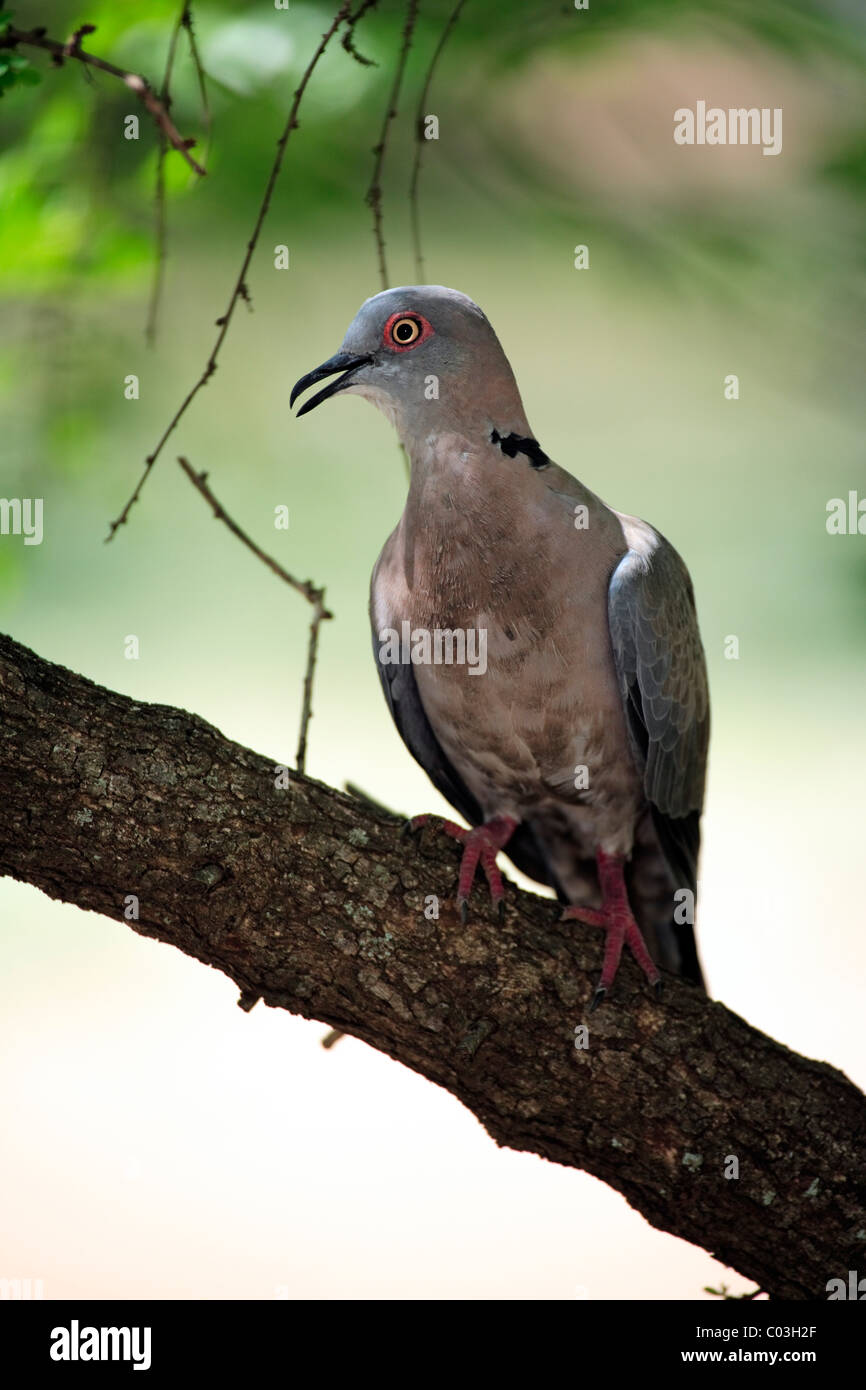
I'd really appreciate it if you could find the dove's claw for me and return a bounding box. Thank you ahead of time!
[589,986,607,1013]
[563,850,662,1003]
[403,813,517,923]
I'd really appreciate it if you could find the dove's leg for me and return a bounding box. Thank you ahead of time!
[561,849,661,1008]
[405,814,518,922]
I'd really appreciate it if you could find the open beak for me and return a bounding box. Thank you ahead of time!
[290,352,373,417]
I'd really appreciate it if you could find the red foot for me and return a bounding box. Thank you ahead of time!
[562,849,661,1009]
[406,814,518,922]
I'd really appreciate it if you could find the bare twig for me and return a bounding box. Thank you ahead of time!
[182,4,212,160]
[342,0,379,67]
[176,458,332,775]
[365,0,420,290]
[106,1,352,542]
[62,23,96,60]
[175,458,329,608]
[296,604,330,776]
[344,781,401,818]
[145,4,187,348]
[1,24,206,176]
[410,0,467,282]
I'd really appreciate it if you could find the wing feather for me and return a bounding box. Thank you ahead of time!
[608,527,710,984]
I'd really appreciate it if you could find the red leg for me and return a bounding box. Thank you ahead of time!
[562,849,661,1009]
[406,814,518,922]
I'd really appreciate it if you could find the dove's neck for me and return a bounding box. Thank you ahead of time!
[355,343,532,463]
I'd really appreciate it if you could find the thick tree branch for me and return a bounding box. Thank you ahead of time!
[1,631,864,1300]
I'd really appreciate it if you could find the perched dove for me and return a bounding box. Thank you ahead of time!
[291,286,709,1005]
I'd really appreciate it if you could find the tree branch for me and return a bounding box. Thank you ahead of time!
[105,0,352,541]
[182,3,212,162]
[1,24,206,176]
[342,0,380,68]
[146,4,213,347]
[145,4,188,348]
[365,0,419,290]
[410,0,467,282]
[1,630,863,1301]
[176,456,331,773]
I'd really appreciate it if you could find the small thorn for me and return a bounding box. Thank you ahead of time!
[589,985,606,1014]
[653,978,664,1000]
[496,898,505,923]
[458,897,469,925]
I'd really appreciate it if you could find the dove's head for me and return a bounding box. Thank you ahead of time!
[290,285,530,449]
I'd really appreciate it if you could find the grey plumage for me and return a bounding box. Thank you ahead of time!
[606,538,709,982]
[292,286,710,995]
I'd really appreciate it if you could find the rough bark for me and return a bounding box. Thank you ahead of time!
[0,631,863,1299]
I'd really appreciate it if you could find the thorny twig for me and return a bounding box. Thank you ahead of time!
[342,0,379,67]
[106,0,353,541]
[182,3,212,161]
[176,458,332,776]
[344,781,402,818]
[1,24,206,176]
[410,0,467,282]
[704,1283,768,1300]
[146,3,212,347]
[145,4,187,348]
[365,0,419,290]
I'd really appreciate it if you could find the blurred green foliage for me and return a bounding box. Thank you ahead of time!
[0,0,864,650]
[1,0,865,293]
[0,21,42,98]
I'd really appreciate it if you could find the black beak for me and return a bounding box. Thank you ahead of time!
[290,352,373,417]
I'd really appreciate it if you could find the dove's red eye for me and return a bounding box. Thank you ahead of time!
[383,311,434,352]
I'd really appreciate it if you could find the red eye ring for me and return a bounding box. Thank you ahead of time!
[383,311,434,353]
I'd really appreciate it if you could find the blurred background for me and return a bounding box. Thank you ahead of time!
[1,0,865,1300]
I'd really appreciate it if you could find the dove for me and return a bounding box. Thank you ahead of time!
[291,286,709,1006]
